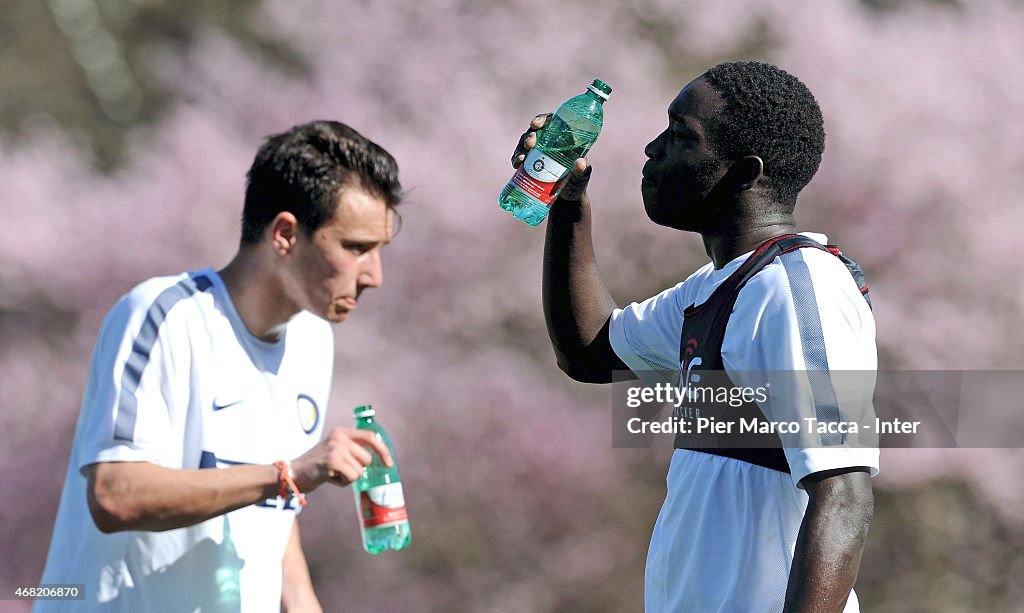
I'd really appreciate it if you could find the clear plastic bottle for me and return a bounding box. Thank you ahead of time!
[215,515,241,610]
[499,79,612,226]
[352,405,411,554]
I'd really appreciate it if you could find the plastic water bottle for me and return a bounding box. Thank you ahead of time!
[215,515,241,610]
[499,79,612,226]
[352,405,411,554]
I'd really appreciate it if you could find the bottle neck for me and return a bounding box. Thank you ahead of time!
[584,89,605,104]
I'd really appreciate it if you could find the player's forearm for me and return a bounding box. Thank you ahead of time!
[86,461,281,533]
[543,192,618,380]
[281,522,322,613]
[784,469,874,612]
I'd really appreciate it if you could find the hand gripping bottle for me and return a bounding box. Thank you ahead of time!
[353,405,411,554]
[499,79,612,226]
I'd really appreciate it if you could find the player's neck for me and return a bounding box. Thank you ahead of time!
[702,216,796,270]
[218,250,298,343]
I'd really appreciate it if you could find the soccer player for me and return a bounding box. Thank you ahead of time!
[36,121,400,612]
[518,61,877,611]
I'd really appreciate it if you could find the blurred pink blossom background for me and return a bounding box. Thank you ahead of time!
[2,1,1023,611]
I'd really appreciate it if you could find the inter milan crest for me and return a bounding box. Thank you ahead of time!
[296,394,320,434]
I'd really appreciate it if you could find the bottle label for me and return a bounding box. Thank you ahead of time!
[360,483,408,529]
[512,149,569,205]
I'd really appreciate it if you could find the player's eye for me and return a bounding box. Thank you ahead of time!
[341,241,373,254]
[672,125,695,140]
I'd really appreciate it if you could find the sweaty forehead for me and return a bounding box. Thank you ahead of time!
[668,77,725,126]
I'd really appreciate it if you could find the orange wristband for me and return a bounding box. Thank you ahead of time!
[274,460,307,507]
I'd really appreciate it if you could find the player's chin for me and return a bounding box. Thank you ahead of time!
[642,192,676,228]
[643,192,700,232]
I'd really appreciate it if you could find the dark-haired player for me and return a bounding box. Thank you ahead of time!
[37,121,400,612]
[518,61,877,611]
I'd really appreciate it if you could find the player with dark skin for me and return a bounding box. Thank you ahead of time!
[514,75,874,612]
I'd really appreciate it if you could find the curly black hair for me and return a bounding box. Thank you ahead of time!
[702,61,825,207]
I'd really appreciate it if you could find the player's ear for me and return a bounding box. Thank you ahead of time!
[728,155,764,192]
[269,212,300,256]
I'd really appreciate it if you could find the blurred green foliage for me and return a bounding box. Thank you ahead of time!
[0,0,303,169]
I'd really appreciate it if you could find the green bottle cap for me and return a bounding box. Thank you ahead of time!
[354,405,375,418]
[588,79,612,100]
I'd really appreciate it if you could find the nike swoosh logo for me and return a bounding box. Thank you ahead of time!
[212,399,245,411]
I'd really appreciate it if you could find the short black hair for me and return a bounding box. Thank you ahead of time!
[241,120,402,245]
[702,61,825,207]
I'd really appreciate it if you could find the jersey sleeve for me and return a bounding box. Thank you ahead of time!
[76,281,193,472]
[609,281,687,386]
[724,248,879,489]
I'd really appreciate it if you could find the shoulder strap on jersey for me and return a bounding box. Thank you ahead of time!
[773,235,872,310]
[677,233,873,362]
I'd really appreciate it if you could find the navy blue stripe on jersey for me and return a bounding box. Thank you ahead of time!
[199,450,248,468]
[199,450,217,469]
[114,274,214,441]
[779,251,845,446]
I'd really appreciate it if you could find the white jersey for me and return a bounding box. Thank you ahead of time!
[609,233,878,613]
[36,269,333,613]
